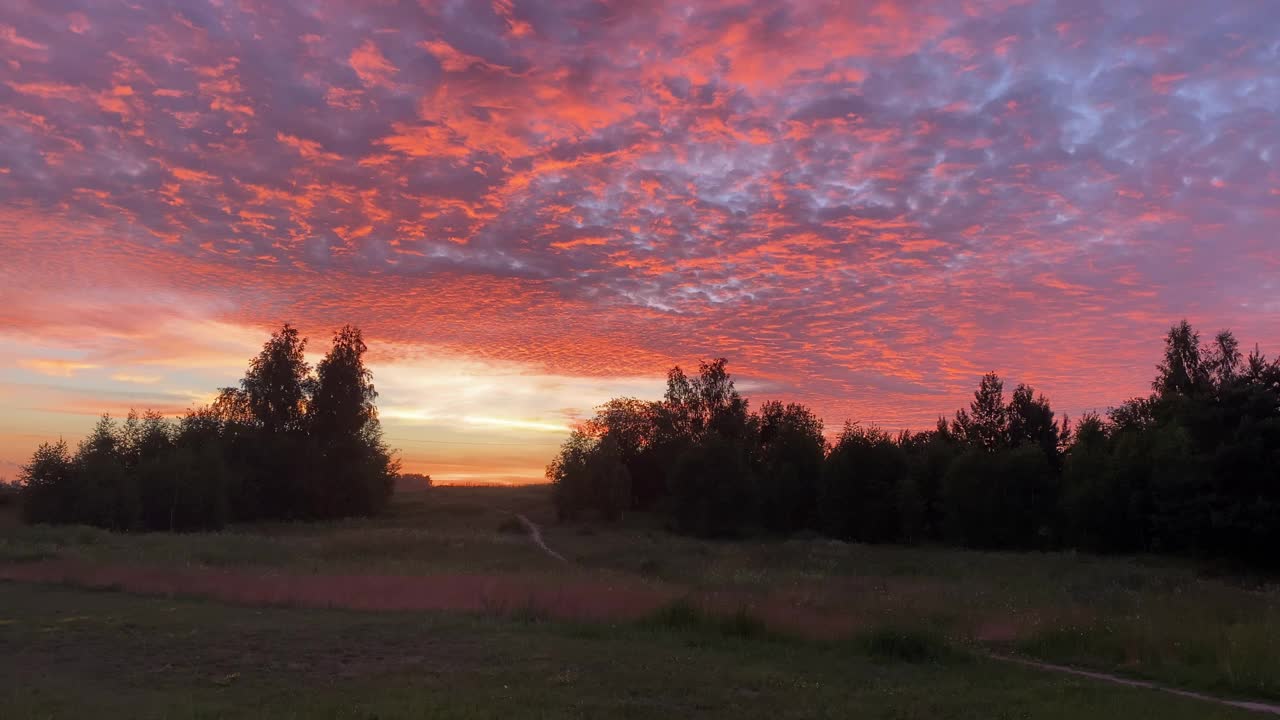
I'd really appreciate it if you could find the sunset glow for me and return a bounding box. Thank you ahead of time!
[1,0,1277,483]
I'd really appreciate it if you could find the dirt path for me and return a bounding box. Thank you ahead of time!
[513,513,567,563]
[989,654,1280,716]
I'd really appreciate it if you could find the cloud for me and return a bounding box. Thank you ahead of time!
[0,0,1278,480]
[349,39,398,88]
[18,359,99,377]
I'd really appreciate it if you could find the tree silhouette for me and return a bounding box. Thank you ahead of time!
[1007,384,1062,467]
[755,401,825,532]
[582,397,661,508]
[819,423,907,542]
[308,325,396,517]
[1154,320,1209,398]
[953,372,1007,451]
[241,323,313,434]
[18,324,398,530]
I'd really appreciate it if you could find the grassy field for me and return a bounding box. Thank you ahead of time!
[2,485,1279,717]
[0,582,1263,719]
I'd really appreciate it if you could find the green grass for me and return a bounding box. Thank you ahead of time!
[2,485,1279,704]
[859,626,957,664]
[0,582,1262,720]
[643,599,775,641]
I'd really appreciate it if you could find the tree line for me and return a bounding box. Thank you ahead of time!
[549,321,1280,566]
[18,324,398,530]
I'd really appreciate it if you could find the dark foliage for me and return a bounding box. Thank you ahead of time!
[819,424,907,542]
[548,433,631,523]
[547,320,1280,567]
[18,324,397,531]
[755,401,825,532]
[942,446,1057,549]
[669,432,755,537]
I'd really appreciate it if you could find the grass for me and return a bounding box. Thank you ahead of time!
[644,599,775,641]
[2,485,1279,705]
[0,582,1263,719]
[859,626,957,664]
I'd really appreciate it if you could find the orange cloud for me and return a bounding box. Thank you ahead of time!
[349,39,397,88]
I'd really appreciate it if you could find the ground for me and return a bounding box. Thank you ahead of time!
[1,485,1277,718]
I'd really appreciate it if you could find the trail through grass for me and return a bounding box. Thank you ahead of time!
[0,582,1265,720]
[3,485,1279,703]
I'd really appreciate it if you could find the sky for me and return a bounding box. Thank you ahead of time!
[1,0,1278,484]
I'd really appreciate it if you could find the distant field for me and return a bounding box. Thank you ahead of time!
[2,485,1279,717]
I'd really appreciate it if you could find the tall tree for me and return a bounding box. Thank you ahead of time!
[310,325,377,443]
[582,397,662,509]
[1154,320,1209,398]
[755,401,825,532]
[17,439,74,525]
[659,358,751,442]
[241,324,313,434]
[1007,384,1062,466]
[1208,329,1242,391]
[954,372,1007,451]
[309,325,396,517]
[819,423,908,542]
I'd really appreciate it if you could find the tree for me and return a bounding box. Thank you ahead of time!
[1155,320,1209,398]
[17,324,399,531]
[582,398,662,509]
[819,423,908,542]
[953,373,1007,451]
[755,401,825,532]
[69,415,140,530]
[669,432,755,537]
[227,324,319,520]
[241,324,313,434]
[1060,414,1142,552]
[1007,384,1063,467]
[662,359,757,535]
[658,358,751,443]
[549,430,596,522]
[586,435,632,522]
[397,472,433,491]
[548,433,631,523]
[1208,330,1242,389]
[899,425,959,541]
[18,439,75,524]
[308,325,396,518]
[943,446,1057,549]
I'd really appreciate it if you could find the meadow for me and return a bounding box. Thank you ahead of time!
[2,485,1279,718]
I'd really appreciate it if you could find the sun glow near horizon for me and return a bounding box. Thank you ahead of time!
[2,0,1278,483]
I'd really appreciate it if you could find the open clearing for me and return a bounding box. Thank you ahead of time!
[2,485,1279,718]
